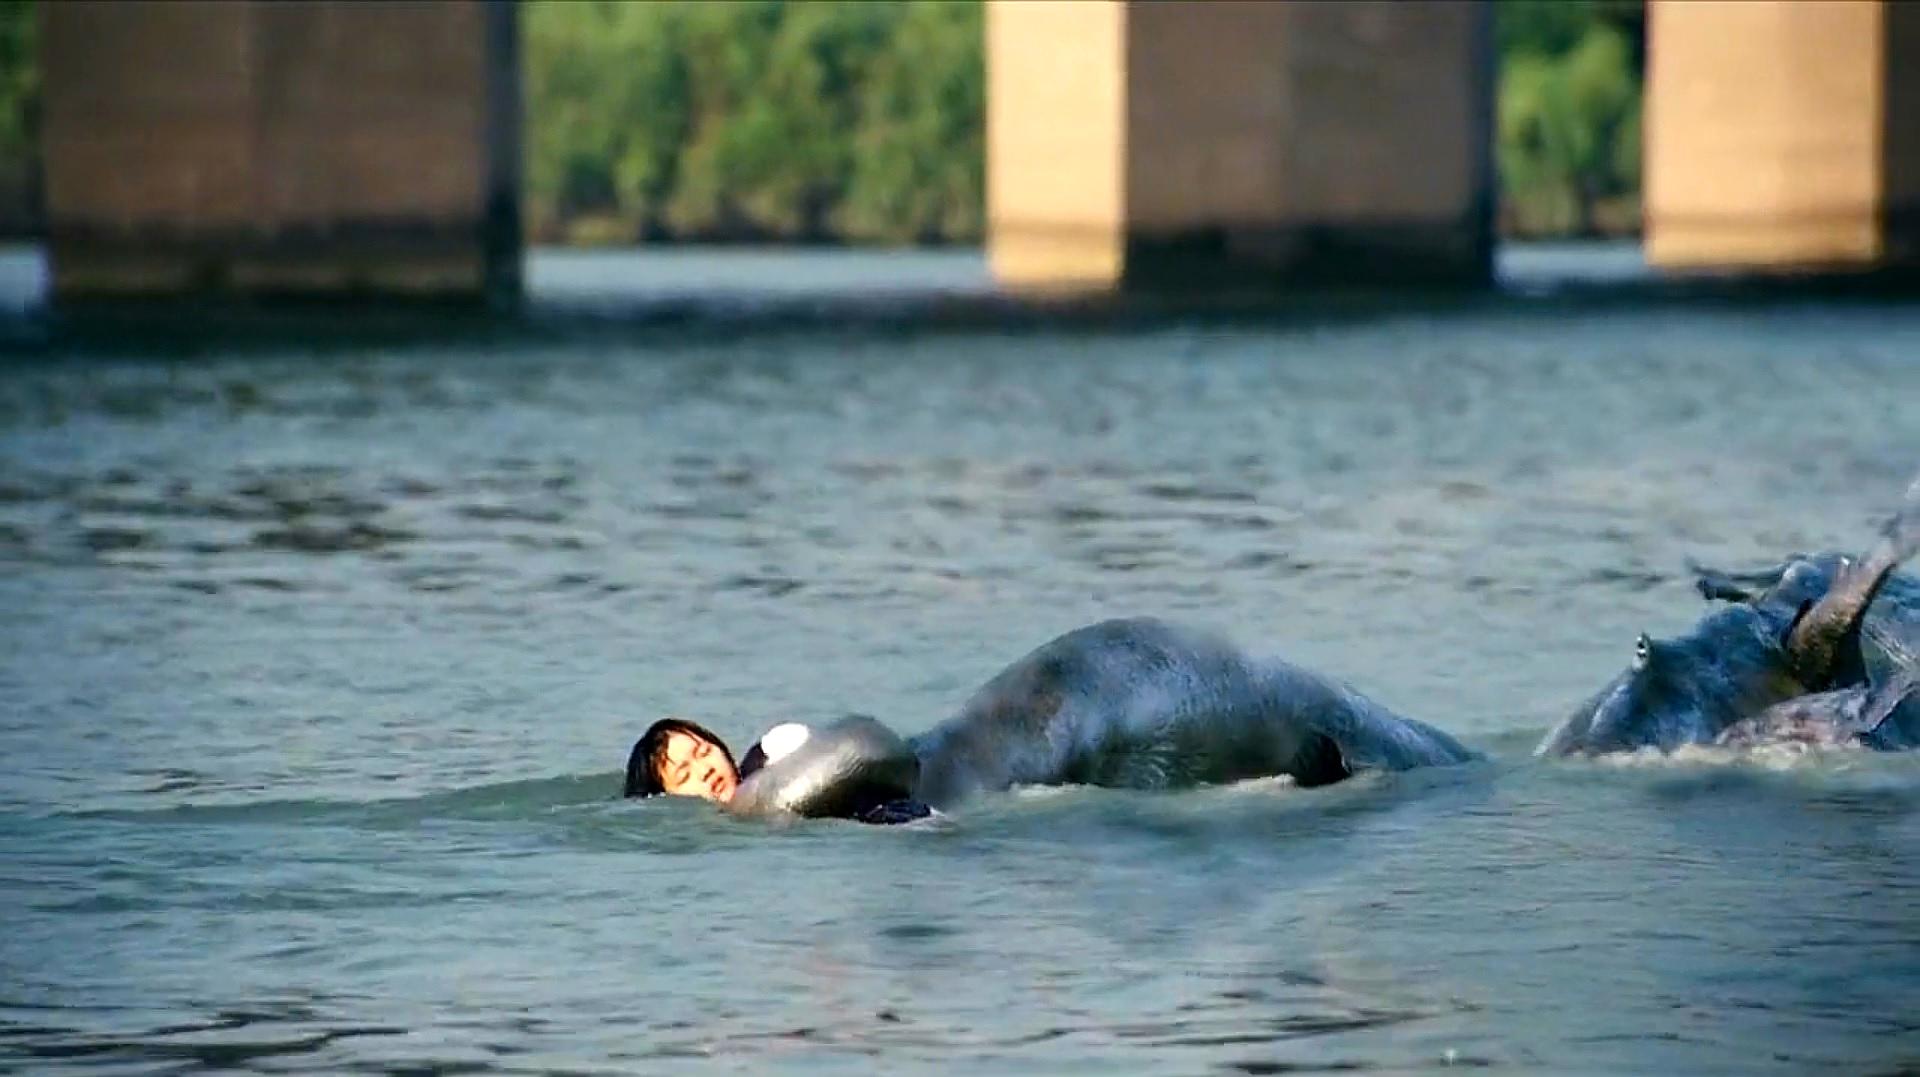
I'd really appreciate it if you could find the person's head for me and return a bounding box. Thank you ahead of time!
[624,718,739,802]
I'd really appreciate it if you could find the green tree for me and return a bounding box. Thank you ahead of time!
[1495,1,1643,236]
[523,1,693,241]
[1496,0,1598,59]
[842,0,984,244]
[529,0,987,245]
[0,0,37,236]
[658,0,787,238]
[0,0,32,160]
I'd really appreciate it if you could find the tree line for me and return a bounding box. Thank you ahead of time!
[0,0,35,237]
[0,0,1642,243]
[1495,0,1644,238]
[526,0,1643,244]
[525,0,983,245]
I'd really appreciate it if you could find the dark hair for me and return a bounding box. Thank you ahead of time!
[623,718,737,798]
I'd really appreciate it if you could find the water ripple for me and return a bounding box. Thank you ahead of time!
[4,289,1920,1074]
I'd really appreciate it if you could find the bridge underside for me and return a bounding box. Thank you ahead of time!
[987,0,1495,293]
[40,0,519,301]
[988,0,1920,293]
[31,0,1920,302]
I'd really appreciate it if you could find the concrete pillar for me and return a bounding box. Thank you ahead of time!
[1645,0,1920,272]
[988,0,1493,293]
[40,0,520,301]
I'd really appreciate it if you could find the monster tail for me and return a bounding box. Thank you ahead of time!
[1785,473,1920,689]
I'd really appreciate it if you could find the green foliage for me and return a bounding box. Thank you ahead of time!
[0,0,1644,244]
[842,1,984,243]
[0,0,34,235]
[1495,1,1644,236]
[0,0,35,166]
[528,0,983,245]
[528,0,1637,244]
[523,1,691,239]
[1496,0,1599,58]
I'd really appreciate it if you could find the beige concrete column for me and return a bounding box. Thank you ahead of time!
[40,0,520,300]
[986,1,1127,291]
[1645,0,1920,272]
[988,0,1493,293]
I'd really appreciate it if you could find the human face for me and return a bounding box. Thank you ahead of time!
[656,730,738,802]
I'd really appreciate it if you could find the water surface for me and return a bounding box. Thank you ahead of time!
[3,254,1920,1073]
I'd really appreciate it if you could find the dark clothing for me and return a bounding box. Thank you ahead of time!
[852,798,934,826]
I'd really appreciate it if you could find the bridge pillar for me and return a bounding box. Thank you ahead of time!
[987,0,1493,293]
[40,0,520,301]
[1646,0,1920,273]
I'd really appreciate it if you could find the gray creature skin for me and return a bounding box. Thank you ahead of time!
[1691,552,1919,693]
[1715,674,1920,751]
[1537,476,1920,757]
[725,716,919,819]
[907,617,1478,810]
[1694,553,1920,751]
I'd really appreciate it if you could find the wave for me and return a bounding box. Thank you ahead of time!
[53,772,620,827]
[32,739,1920,838]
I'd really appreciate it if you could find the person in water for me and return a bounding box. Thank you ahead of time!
[625,716,931,823]
[623,717,740,801]
[623,617,1479,819]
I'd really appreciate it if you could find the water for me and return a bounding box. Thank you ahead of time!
[3,249,1920,1073]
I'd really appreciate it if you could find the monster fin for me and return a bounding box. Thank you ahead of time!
[1861,672,1920,731]
[1687,557,1791,603]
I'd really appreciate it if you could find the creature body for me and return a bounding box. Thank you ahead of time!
[908,617,1478,809]
[1537,476,1920,757]
[1714,674,1920,751]
[1691,553,1920,691]
[1692,553,1920,751]
[725,716,920,820]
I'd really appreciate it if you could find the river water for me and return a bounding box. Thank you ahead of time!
[3,248,1920,1074]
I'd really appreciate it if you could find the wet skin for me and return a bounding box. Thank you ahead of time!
[1536,604,1808,755]
[1695,553,1920,750]
[1715,674,1920,751]
[907,617,1478,808]
[656,729,738,802]
[1538,476,1920,757]
[1692,552,1920,690]
[649,617,1480,815]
